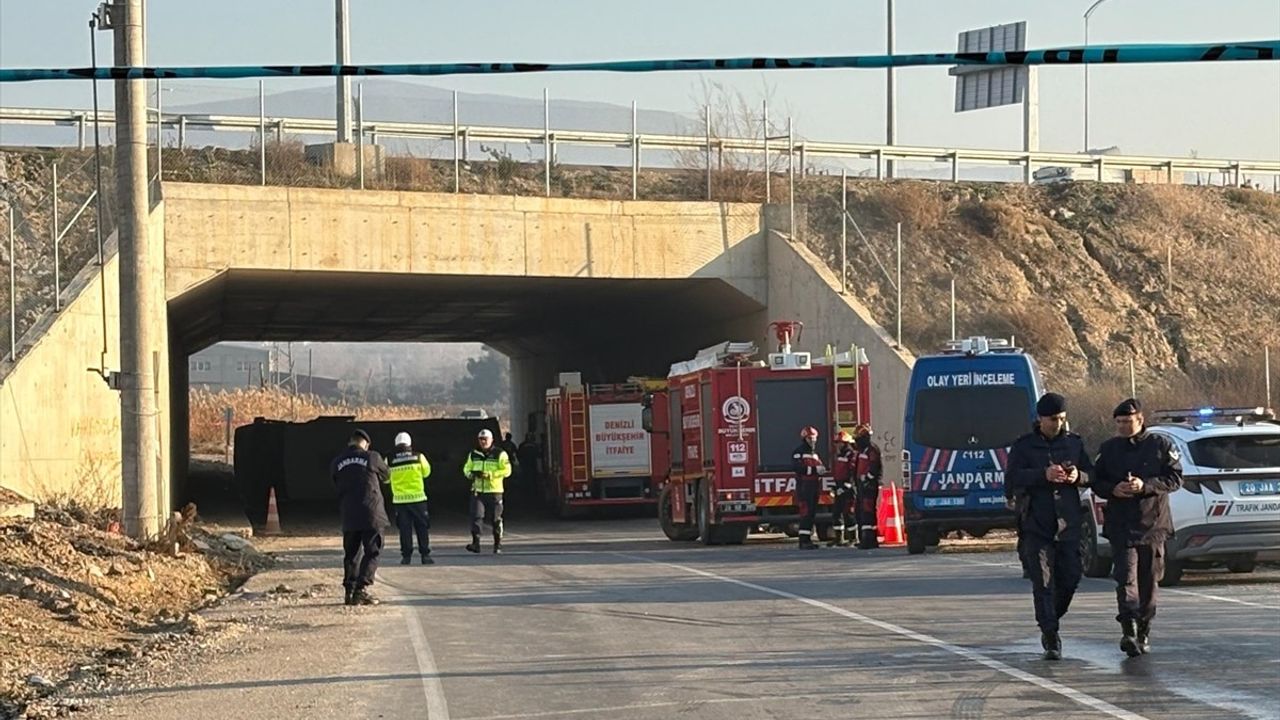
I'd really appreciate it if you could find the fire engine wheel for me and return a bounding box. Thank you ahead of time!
[815,524,835,543]
[659,486,699,542]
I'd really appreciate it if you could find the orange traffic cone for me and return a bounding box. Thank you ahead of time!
[262,487,282,535]
[877,484,906,546]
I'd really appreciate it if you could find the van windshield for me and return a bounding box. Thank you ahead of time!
[912,386,1031,450]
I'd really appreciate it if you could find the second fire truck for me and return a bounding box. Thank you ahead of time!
[643,322,871,544]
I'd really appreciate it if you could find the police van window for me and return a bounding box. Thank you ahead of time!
[1189,435,1280,469]
[912,386,1030,450]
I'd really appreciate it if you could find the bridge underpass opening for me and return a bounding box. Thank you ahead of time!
[169,268,766,527]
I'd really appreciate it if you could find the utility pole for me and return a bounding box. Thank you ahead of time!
[885,0,897,179]
[335,0,353,142]
[115,0,162,540]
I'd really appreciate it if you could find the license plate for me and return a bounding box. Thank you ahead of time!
[923,497,965,508]
[1238,480,1280,496]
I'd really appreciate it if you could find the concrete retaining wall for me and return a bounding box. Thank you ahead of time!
[162,184,768,304]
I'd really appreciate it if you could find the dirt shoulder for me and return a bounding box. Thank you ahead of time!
[0,506,272,719]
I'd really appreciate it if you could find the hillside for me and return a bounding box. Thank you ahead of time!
[799,179,1279,434]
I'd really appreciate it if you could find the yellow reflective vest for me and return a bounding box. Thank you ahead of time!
[386,450,431,504]
[463,447,511,494]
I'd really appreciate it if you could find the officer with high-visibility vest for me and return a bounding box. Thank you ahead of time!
[385,431,434,565]
[464,428,512,554]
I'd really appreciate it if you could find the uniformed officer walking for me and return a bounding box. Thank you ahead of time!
[828,430,856,547]
[792,426,825,550]
[1005,393,1093,660]
[1092,398,1183,657]
[386,431,434,565]
[331,429,390,606]
[464,429,512,554]
[851,425,884,550]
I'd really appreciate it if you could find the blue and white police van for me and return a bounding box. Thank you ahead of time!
[901,336,1043,554]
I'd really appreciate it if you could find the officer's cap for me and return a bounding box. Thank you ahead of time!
[1036,393,1067,417]
[1113,398,1142,417]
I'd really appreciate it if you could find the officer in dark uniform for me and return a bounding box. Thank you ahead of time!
[1092,398,1183,657]
[852,425,884,550]
[828,430,857,547]
[331,429,390,606]
[792,426,825,550]
[1005,393,1093,660]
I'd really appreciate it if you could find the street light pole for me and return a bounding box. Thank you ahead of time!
[335,0,352,143]
[1083,0,1112,153]
[885,0,897,178]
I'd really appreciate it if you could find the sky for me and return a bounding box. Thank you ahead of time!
[0,0,1278,160]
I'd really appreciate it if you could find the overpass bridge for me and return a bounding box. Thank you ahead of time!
[0,182,912,513]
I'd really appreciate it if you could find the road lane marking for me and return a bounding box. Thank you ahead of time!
[401,598,451,719]
[624,553,1151,720]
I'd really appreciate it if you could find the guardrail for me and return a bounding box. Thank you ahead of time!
[3,105,1278,195]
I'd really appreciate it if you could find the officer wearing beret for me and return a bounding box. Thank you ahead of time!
[1092,398,1183,657]
[1006,392,1094,660]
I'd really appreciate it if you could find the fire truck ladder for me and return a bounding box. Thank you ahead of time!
[567,388,590,487]
[827,344,862,430]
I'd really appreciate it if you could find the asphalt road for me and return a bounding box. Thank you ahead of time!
[71,519,1280,720]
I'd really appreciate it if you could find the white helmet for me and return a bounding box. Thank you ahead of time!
[477,429,493,440]
[394,432,412,447]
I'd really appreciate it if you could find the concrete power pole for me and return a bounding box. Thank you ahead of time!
[114,0,162,539]
[335,0,352,143]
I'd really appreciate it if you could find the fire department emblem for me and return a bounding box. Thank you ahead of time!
[722,396,751,425]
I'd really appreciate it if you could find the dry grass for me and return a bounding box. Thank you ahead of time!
[188,387,470,455]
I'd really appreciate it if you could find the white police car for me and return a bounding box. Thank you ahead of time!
[1080,406,1280,586]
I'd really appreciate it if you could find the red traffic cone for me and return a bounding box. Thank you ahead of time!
[877,484,906,546]
[262,487,282,535]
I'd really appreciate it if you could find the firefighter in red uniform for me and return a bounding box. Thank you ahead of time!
[828,430,857,547]
[792,426,826,550]
[852,424,884,549]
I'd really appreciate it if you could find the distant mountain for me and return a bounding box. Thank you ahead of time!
[169,80,701,137]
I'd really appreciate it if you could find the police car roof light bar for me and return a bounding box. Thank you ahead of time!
[1149,406,1273,426]
[941,336,1017,356]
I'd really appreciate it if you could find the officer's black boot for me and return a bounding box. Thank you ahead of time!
[1040,631,1062,661]
[351,588,379,606]
[400,556,412,565]
[1136,620,1151,654]
[798,535,819,550]
[421,554,435,565]
[465,535,481,554]
[1119,620,1141,657]
[343,587,355,606]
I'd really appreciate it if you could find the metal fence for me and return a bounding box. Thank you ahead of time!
[3,80,1279,200]
[0,146,116,367]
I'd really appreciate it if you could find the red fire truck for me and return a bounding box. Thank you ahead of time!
[643,322,871,545]
[543,374,669,518]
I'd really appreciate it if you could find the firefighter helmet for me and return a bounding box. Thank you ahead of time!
[836,430,854,443]
[800,426,819,438]
[853,423,872,437]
